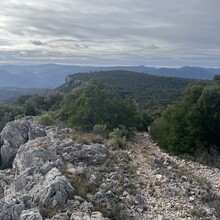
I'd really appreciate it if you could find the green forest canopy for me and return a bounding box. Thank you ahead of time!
[58,70,199,110]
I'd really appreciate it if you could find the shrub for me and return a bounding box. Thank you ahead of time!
[108,127,127,149]
[151,79,220,155]
[57,81,140,131]
[93,124,108,136]
[38,113,55,126]
[68,173,97,199]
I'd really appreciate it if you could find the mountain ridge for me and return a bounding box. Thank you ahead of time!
[0,64,218,88]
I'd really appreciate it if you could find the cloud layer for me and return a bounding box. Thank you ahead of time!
[0,0,220,67]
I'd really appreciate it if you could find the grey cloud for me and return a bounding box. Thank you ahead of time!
[31,41,45,46]
[0,0,220,67]
[148,44,160,50]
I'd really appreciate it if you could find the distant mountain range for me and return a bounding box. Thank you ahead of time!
[0,64,219,88]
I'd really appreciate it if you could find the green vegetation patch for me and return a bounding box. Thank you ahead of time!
[151,75,220,155]
[56,80,147,132]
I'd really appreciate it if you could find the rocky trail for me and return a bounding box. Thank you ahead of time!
[127,132,220,219]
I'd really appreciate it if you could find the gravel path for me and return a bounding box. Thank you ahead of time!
[126,132,220,220]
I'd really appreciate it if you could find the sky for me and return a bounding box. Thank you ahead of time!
[0,0,220,67]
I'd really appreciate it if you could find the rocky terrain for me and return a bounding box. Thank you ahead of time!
[0,117,220,219]
[127,133,220,219]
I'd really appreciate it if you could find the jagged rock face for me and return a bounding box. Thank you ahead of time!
[0,120,29,169]
[63,77,85,91]
[0,117,46,169]
[0,118,112,219]
[33,168,74,207]
[0,194,32,220]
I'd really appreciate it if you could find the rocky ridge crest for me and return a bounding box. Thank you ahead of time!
[0,117,220,219]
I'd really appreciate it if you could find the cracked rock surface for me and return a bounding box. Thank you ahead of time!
[33,168,74,207]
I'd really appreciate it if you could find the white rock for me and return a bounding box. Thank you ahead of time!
[20,208,43,220]
[33,168,74,207]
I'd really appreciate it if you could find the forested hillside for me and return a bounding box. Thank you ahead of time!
[58,70,201,110]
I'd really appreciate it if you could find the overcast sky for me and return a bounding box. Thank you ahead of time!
[0,0,220,67]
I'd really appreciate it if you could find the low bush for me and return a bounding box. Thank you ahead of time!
[71,132,104,145]
[108,127,127,149]
[93,124,108,137]
[38,113,55,126]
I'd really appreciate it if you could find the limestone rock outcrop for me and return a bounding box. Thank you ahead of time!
[58,141,109,166]
[0,117,46,169]
[33,168,74,207]
[13,137,58,174]
[0,117,111,219]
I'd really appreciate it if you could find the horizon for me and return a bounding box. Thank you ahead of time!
[0,0,220,67]
[0,63,220,69]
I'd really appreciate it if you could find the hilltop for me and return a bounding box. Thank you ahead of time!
[57,70,198,110]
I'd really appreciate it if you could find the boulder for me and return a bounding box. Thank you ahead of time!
[0,117,46,169]
[13,137,58,173]
[1,120,29,169]
[33,168,74,207]
[20,208,43,220]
